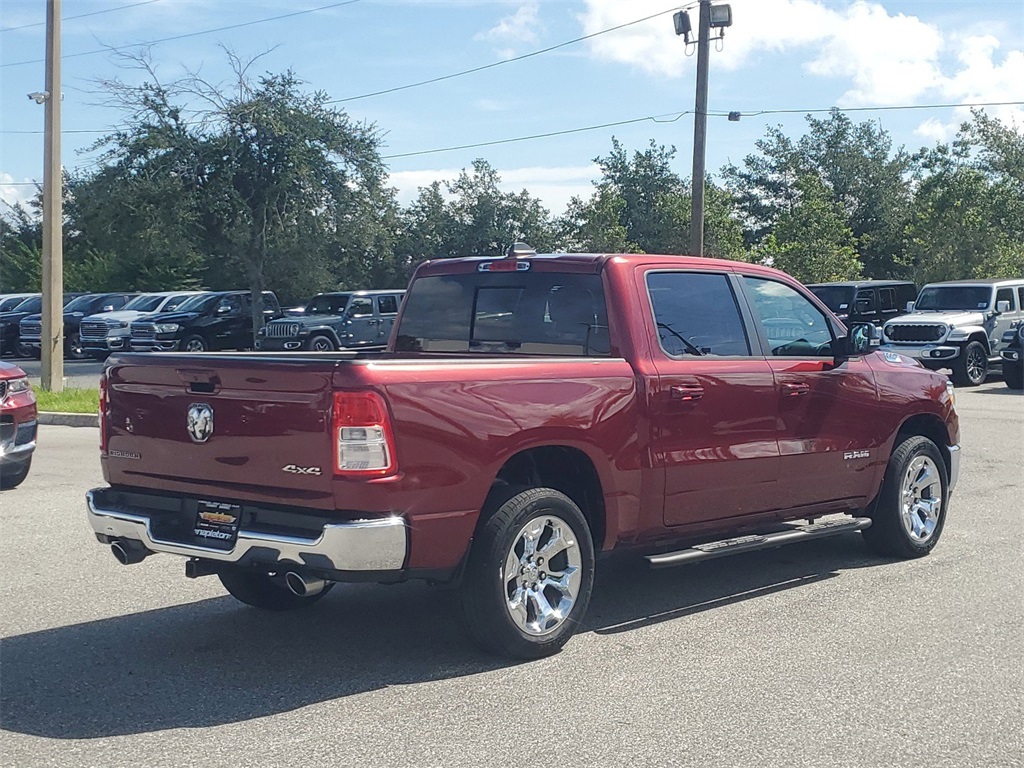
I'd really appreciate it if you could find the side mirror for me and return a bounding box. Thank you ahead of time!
[906,301,915,313]
[996,300,1010,314]
[843,322,879,356]
[102,305,115,312]
[216,305,231,315]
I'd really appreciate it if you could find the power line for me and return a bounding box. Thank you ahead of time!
[379,100,1024,160]
[0,0,363,68]
[328,2,698,104]
[1,0,164,33]
[381,111,693,160]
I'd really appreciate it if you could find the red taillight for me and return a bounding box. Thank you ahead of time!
[332,391,397,477]
[99,373,108,453]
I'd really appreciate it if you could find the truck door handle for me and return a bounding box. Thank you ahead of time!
[781,382,810,397]
[670,385,704,401]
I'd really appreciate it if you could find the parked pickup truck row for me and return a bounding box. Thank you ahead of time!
[87,248,961,658]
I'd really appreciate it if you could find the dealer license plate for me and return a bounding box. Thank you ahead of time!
[193,500,242,548]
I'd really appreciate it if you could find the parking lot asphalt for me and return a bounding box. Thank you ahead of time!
[10,358,105,390]
[0,383,1021,768]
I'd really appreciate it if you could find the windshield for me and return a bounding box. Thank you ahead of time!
[807,286,854,313]
[10,297,42,314]
[396,271,610,356]
[173,293,217,313]
[63,295,103,313]
[306,293,351,315]
[916,286,991,311]
[122,294,166,312]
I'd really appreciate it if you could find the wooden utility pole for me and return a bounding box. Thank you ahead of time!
[41,0,63,392]
[689,0,711,258]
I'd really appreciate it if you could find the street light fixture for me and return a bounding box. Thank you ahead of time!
[709,4,733,28]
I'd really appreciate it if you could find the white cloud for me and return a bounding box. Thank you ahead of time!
[388,164,599,215]
[579,0,1023,117]
[476,2,543,53]
[0,173,37,218]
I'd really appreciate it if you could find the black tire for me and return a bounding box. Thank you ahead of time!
[218,569,332,611]
[1004,363,1023,390]
[0,459,31,490]
[307,334,336,352]
[65,332,88,361]
[459,487,596,659]
[862,435,948,559]
[182,335,208,353]
[951,340,988,386]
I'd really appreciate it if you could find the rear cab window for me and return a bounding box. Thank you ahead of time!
[396,271,610,356]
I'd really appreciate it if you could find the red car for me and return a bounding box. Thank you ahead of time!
[0,361,37,489]
[88,250,960,658]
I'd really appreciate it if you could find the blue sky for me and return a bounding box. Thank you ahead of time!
[2,0,1022,218]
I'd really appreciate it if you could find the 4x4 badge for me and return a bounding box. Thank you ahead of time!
[282,464,322,476]
[187,403,214,443]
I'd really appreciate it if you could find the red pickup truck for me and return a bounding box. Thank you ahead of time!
[88,249,961,658]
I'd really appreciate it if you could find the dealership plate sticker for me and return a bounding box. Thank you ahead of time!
[193,500,242,548]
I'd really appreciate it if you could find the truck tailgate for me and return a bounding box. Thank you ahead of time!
[104,354,343,508]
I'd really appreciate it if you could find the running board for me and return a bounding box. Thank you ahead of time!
[646,517,872,569]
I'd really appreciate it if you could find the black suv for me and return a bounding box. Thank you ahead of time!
[1000,324,1023,390]
[129,291,282,352]
[807,281,918,326]
[19,292,134,360]
[258,290,404,352]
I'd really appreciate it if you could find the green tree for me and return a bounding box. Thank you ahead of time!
[909,111,1024,282]
[724,110,913,278]
[753,174,862,283]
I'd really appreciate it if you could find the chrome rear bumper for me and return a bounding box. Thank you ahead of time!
[86,488,407,571]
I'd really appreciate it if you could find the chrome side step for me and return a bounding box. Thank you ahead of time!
[646,517,872,569]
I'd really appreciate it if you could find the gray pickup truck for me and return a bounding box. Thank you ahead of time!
[881,278,1024,386]
[257,290,404,352]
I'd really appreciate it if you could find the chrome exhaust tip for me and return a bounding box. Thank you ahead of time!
[111,540,150,565]
[284,571,327,597]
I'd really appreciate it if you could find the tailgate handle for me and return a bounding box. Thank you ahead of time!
[177,369,221,394]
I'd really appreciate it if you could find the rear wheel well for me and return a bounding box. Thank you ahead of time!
[487,446,606,549]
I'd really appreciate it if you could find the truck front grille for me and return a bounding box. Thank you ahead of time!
[265,322,301,338]
[885,324,946,343]
[19,320,41,339]
[0,380,7,400]
[80,320,110,340]
[130,323,156,340]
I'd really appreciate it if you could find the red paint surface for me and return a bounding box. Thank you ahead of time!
[100,254,959,572]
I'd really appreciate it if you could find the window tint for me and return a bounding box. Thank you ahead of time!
[743,277,834,357]
[306,294,350,315]
[855,289,876,313]
[996,288,1015,310]
[879,288,896,311]
[164,294,191,312]
[1018,287,1024,310]
[807,285,854,314]
[396,272,609,356]
[647,272,750,357]
[377,295,399,315]
[348,298,374,317]
[218,296,242,315]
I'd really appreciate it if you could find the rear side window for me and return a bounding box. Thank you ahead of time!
[646,272,750,357]
[879,288,896,311]
[396,272,610,356]
[377,295,399,315]
[1018,287,1024,310]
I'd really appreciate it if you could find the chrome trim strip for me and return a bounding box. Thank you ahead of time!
[947,444,961,494]
[86,489,407,571]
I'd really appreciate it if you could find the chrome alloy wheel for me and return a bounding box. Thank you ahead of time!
[503,514,583,636]
[900,455,942,542]
[966,346,986,383]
